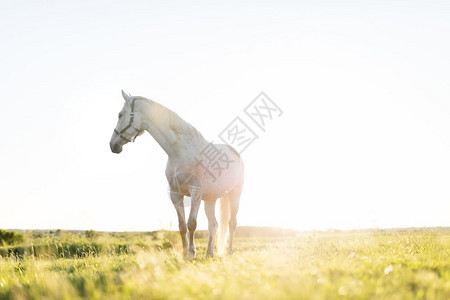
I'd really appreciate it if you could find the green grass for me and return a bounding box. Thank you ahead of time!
[0,230,449,299]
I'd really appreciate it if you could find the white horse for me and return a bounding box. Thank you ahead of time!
[110,91,244,258]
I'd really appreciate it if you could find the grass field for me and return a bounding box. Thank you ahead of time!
[0,228,449,299]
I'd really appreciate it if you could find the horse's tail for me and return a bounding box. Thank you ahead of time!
[217,195,230,256]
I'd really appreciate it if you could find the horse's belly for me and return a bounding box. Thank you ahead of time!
[200,179,239,200]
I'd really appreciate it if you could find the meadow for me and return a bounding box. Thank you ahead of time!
[0,228,449,299]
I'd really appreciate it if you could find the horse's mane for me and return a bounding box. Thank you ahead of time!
[135,96,200,137]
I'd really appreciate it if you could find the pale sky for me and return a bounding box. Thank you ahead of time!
[1,1,449,231]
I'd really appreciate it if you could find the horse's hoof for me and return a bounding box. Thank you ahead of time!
[205,251,214,258]
[186,250,196,259]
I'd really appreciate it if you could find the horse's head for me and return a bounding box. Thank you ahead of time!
[110,90,145,154]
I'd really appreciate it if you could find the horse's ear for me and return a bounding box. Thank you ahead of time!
[121,90,132,103]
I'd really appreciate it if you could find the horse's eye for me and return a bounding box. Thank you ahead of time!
[118,113,123,119]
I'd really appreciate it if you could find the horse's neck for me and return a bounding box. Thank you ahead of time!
[142,104,207,159]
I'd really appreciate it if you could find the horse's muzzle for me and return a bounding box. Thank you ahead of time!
[110,141,123,154]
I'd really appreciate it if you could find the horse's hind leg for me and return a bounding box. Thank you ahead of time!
[228,185,242,254]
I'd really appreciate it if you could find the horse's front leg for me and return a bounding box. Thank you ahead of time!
[186,186,202,258]
[204,199,217,257]
[170,191,188,256]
